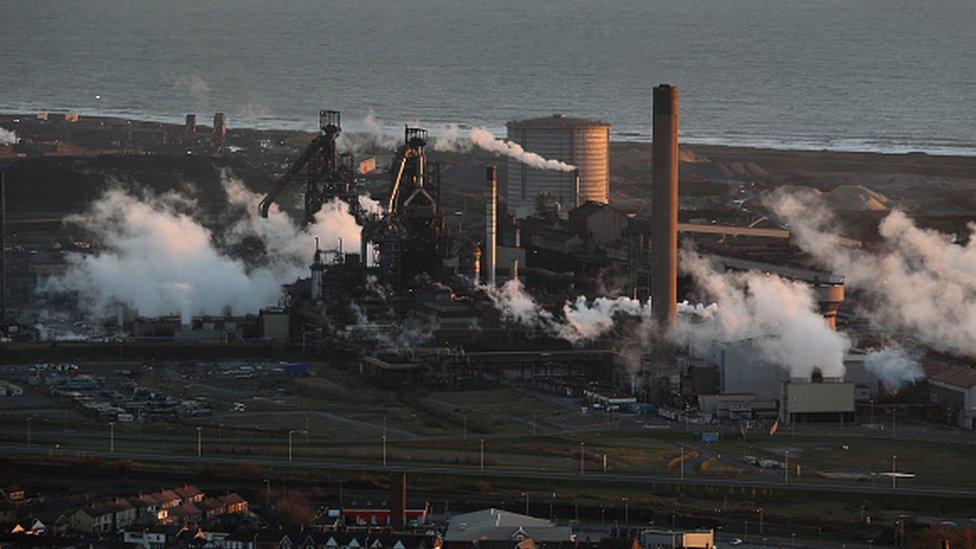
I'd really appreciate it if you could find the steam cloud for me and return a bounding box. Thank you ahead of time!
[674,248,851,378]
[863,347,924,390]
[0,127,18,145]
[48,173,365,323]
[434,125,577,172]
[767,188,976,359]
[483,248,851,379]
[336,110,401,154]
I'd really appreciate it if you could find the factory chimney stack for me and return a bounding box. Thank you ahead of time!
[391,472,407,530]
[0,172,6,323]
[652,85,679,327]
[485,166,497,286]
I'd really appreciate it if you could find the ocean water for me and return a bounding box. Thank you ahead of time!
[1,0,974,154]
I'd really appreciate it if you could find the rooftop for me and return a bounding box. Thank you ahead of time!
[507,114,609,130]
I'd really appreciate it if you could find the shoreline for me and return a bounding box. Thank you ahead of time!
[2,108,975,160]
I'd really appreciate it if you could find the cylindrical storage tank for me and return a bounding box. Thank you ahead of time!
[505,115,610,219]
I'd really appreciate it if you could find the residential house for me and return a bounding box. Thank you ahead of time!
[175,485,205,504]
[124,524,182,549]
[222,493,248,514]
[69,503,114,533]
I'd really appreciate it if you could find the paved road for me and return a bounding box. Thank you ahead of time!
[2,442,974,501]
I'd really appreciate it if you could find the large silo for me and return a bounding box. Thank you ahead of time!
[505,115,610,218]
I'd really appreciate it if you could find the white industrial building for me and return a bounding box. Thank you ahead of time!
[505,115,610,218]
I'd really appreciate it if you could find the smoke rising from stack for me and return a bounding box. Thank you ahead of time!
[482,248,852,379]
[335,110,402,154]
[767,188,976,360]
[47,173,366,321]
[863,347,924,390]
[434,125,577,171]
[675,247,851,378]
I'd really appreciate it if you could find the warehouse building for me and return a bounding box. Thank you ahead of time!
[780,374,855,423]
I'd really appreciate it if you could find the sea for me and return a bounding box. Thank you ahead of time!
[1,0,974,155]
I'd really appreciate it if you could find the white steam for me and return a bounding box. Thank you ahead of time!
[0,127,18,145]
[863,347,924,390]
[336,110,401,153]
[768,188,976,358]
[674,248,851,378]
[222,172,365,260]
[434,125,577,172]
[481,279,554,329]
[483,253,848,379]
[557,295,651,343]
[48,174,365,321]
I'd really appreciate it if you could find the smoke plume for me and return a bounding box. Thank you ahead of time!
[481,279,554,329]
[767,188,976,358]
[863,347,924,390]
[48,174,366,322]
[0,127,17,145]
[336,110,401,153]
[434,125,577,172]
[222,172,365,261]
[482,250,849,379]
[674,248,851,378]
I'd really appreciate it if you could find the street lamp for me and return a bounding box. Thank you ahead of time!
[784,450,790,484]
[109,421,115,453]
[892,455,897,490]
[480,438,485,471]
[579,442,585,475]
[196,426,202,458]
[623,497,629,524]
[288,430,295,463]
[757,507,764,535]
[382,434,387,467]
[522,492,529,514]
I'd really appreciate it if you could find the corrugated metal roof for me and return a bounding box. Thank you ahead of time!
[923,359,976,389]
[507,114,609,129]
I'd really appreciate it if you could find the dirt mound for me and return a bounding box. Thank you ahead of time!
[824,184,892,212]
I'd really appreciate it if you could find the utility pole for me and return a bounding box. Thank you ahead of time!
[523,492,529,515]
[623,497,629,524]
[784,450,790,484]
[892,408,897,439]
[305,415,310,443]
[603,453,608,473]
[196,426,202,458]
[579,442,585,475]
[757,508,764,535]
[289,430,295,463]
[892,455,898,489]
[382,434,387,467]
[110,422,115,453]
[480,438,485,471]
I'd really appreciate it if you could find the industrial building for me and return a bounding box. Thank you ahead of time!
[780,375,856,423]
[505,115,610,218]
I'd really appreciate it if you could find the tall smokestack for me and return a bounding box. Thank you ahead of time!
[0,172,5,323]
[652,84,679,327]
[485,166,497,286]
